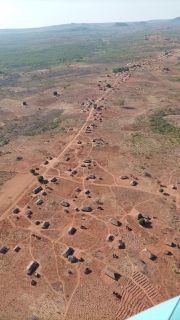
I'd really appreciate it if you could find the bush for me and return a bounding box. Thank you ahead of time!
[94,104,97,109]
[1,139,9,146]
[159,188,164,193]
[138,218,145,226]
[23,101,26,106]
[119,99,125,106]
[37,175,44,183]
[29,169,35,174]
[113,66,129,73]
[144,172,151,178]
[106,84,111,88]
[53,91,57,96]
[16,156,23,161]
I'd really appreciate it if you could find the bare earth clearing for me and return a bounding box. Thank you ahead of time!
[1,48,180,320]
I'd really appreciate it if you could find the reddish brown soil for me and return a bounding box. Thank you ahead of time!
[0,50,180,320]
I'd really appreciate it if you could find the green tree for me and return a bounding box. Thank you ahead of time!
[119,99,125,106]
[138,218,145,226]
[37,175,44,183]
[16,156,23,161]
[53,91,57,96]
[29,169,35,174]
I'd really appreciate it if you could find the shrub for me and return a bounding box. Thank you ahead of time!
[94,104,97,109]
[106,83,111,88]
[16,156,23,161]
[144,172,151,178]
[119,99,125,106]
[53,91,57,96]
[113,66,129,73]
[37,175,44,183]
[23,101,26,106]
[29,169,35,174]
[138,218,145,226]
[1,139,9,146]
[159,188,164,193]
[157,180,161,184]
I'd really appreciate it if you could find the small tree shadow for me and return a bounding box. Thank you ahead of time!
[122,106,136,110]
[144,222,153,229]
[151,255,157,261]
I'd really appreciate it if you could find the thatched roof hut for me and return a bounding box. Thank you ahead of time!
[165,239,173,247]
[105,267,120,280]
[142,248,154,260]
[62,247,73,258]
[109,218,120,226]
[25,261,38,275]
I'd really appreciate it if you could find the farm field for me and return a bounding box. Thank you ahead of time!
[0,21,180,320]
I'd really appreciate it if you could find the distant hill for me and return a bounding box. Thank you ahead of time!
[171,17,180,23]
[114,22,129,27]
[132,21,148,26]
[68,26,89,32]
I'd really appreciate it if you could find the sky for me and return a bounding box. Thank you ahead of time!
[0,0,180,29]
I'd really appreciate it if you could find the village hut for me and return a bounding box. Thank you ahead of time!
[36,199,43,205]
[33,186,43,194]
[68,227,76,235]
[105,267,120,280]
[135,213,142,220]
[142,213,150,219]
[165,239,173,247]
[131,180,137,186]
[68,255,77,263]
[163,249,170,255]
[26,209,32,217]
[109,218,120,226]
[62,247,73,258]
[116,239,124,249]
[13,208,20,214]
[87,175,96,179]
[142,248,155,260]
[120,176,129,180]
[83,159,91,163]
[0,246,8,254]
[81,206,92,212]
[41,221,50,229]
[61,201,70,207]
[106,234,114,242]
[25,261,38,275]
[13,246,20,252]
[72,170,77,175]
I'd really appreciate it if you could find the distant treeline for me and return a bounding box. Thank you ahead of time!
[113,67,129,73]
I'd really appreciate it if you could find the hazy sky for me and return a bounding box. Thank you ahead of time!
[0,0,180,29]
